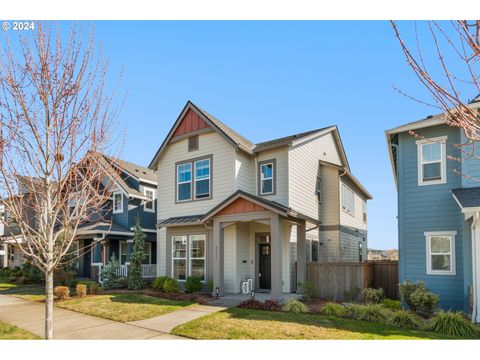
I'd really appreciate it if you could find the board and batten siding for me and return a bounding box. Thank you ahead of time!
[288,132,342,220]
[256,147,289,206]
[156,131,237,220]
[397,124,468,311]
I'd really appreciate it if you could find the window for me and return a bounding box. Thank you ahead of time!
[311,240,319,262]
[362,200,367,223]
[177,163,192,202]
[341,183,355,216]
[316,177,322,202]
[172,236,187,280]
[142,242,152,265]
[358,242,363,262]
[69,241,80,270]
[5,210,17,228]
[425,231,456,275]
[189,235,206,281]
[194,158,211,199]
[176,157,211,202]
[188,135,199,152]
[417,136,447,186]
[259,160,275,195]
[113,192,123,213]
[120,241,129,265]
[144,188,155,212]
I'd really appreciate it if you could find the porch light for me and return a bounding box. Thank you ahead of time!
[215,287,219,299]
[250,290,255,299]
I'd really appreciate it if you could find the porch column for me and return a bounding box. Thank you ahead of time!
[270,214,283,297]
[2,244,8,268]
[296,221,307,293]
[212,219,225,296]
[473,215,480,323]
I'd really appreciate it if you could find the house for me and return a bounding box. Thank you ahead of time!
[149,101,372,297]
[0,156,159,282]
[368,249,398,261]
[386,98,480,322]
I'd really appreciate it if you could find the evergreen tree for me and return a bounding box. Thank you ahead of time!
[128,217,146,290]
[102,254,120,289]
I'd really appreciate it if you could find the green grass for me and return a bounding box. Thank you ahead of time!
[55,293,195,322]
[0,320,39,340]
[172,307,459,340]
[0,278,45,302]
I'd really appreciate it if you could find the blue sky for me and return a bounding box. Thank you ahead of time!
[78,21,453,249]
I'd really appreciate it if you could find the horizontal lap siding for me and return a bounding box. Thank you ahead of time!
[398,125,467,311]
[257,147,289,206]
[235,151,255,194]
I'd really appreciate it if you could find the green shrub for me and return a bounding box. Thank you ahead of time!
[185,276,202,293]
[410,287,439,318]
[383,298,402,311]
[321,302,346,317]
[344,304,365,319]
[102,255,121,289]
[362,288,385,304]
[282,300,309,314]
[152,276,169,292]
[297,281,316,302]
[76,284,87,297]
[344,287,361,303]
[389,310,422,329]
[78,280,100,294]
[118,277,129,289]
[163,278,180,293]
[424,311,480,339]
[358,304,388,323]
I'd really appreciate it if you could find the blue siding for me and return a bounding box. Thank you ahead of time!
[398,124,469,311]
[461,132,480,188]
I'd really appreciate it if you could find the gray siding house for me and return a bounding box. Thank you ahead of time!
[386,99,480,322]
[149,101,371,297]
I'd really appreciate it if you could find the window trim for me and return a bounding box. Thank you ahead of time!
[258,159,276,196]
[341,183,355,217]
[175,155,213,204]
[189,235,206,282]
[417,136,447,186]
[316,176,322,203]
[425,231,456,275]
[193,158,211,200]
[143,187,156,213]
[143,242,152,265]
[119,240,129,265]
[112,191,124,214]
[172,235,188,281]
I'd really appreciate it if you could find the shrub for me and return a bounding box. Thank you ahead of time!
[78,280,100,294]
[54,286,70,300]
[410,288,439,318]
[263,299,282,311]
[383,298,402,311]
[76,284,87,297]
[282,300,309,314]
[118,278,129,289]
[389,310,422,329]
[163,278,180,293]
[8,276,18,283]
[362,288,385,304]
[297,281,316,302]
[321,302,346,317]
[344,304,364,319]
[344,287,362,303]
[127,217,146,291]
[358,304,388,323]
[185,276,203,294]
[54,269,77,287]
[102,255,121,289]
[15,276,28,285]
[152,276,169,292]
[238,299,265,310]
[424,311,480,339]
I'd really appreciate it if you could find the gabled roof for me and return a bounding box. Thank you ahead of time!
[76,221,133,236]
[452,187,480,210]
[254,128,331,152]
[105,156,157,184]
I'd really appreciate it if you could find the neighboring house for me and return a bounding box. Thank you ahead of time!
[149,101,372,297]
[368,249,398,261]
[386,97,480,322]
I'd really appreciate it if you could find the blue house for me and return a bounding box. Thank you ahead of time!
[75,154,158,281]
[386,101,480,323]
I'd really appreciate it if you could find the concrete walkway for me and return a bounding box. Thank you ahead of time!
[0,295,182,339]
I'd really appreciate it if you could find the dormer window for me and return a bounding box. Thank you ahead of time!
[144,188,155,212]
[259,160,275,195]
[417,136,447,186]
[113,191,123,214]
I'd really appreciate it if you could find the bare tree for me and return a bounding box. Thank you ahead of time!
[391,20,480,178]
[0,22,122,339]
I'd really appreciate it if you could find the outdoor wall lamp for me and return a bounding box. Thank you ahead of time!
[250,290,255,299]
[215,287,219,299]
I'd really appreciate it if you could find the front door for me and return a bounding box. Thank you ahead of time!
[83,239,91,278]
[258,234,271,290]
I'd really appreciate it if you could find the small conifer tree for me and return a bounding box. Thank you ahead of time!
[128,217,146,290]
[102,254,120,289]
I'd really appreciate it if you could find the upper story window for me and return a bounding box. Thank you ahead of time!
[341,183,355,216]
[188,135,199,152]
[316,177,322,203]
[113,191,123,214]
[259,160,275,195]
[417,136,447,186]
[176,157,211,202]
[144,188,155,212]
[362,199,367,223]
[425,231,456,275]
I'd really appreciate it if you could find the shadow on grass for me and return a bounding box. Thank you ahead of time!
[223,307,457,340]
[0,283,45,301]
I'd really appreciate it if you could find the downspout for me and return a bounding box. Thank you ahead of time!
[472,213,479,323]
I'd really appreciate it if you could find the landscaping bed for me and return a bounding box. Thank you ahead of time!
[0,320,39,340]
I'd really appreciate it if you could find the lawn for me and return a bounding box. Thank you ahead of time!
[56,293,195,322]
[0,278,45,302]
[0,320,39,340]
[172,307,457,340]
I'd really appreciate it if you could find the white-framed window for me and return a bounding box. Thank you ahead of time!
[189,235,206,281]
[417,136,447,186]
[194,158,211,199]
[362,199,367,223]
[119,241,129,265]
[341,183,355,216]
[113,191,123,214]
[177,163,192,202]
[144,188,155,212]
[260,161,274,195]
[172,236,187,280]
[316,177,322,202]
[425,231,456,275]
[142,242,152,265]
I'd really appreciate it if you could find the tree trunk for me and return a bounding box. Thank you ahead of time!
[45,269,54,339]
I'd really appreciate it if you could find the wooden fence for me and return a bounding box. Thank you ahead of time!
[306,260,398,301]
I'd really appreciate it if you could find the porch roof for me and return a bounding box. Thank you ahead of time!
[157,214,204,227]
[76,221,134,236]
[452,187,480,210]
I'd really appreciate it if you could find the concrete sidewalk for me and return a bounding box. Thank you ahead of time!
[0,295,182,340]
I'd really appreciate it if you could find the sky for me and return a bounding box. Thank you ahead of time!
[40,21,464,250]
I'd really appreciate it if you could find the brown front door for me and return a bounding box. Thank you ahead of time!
[258,234,271,290]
